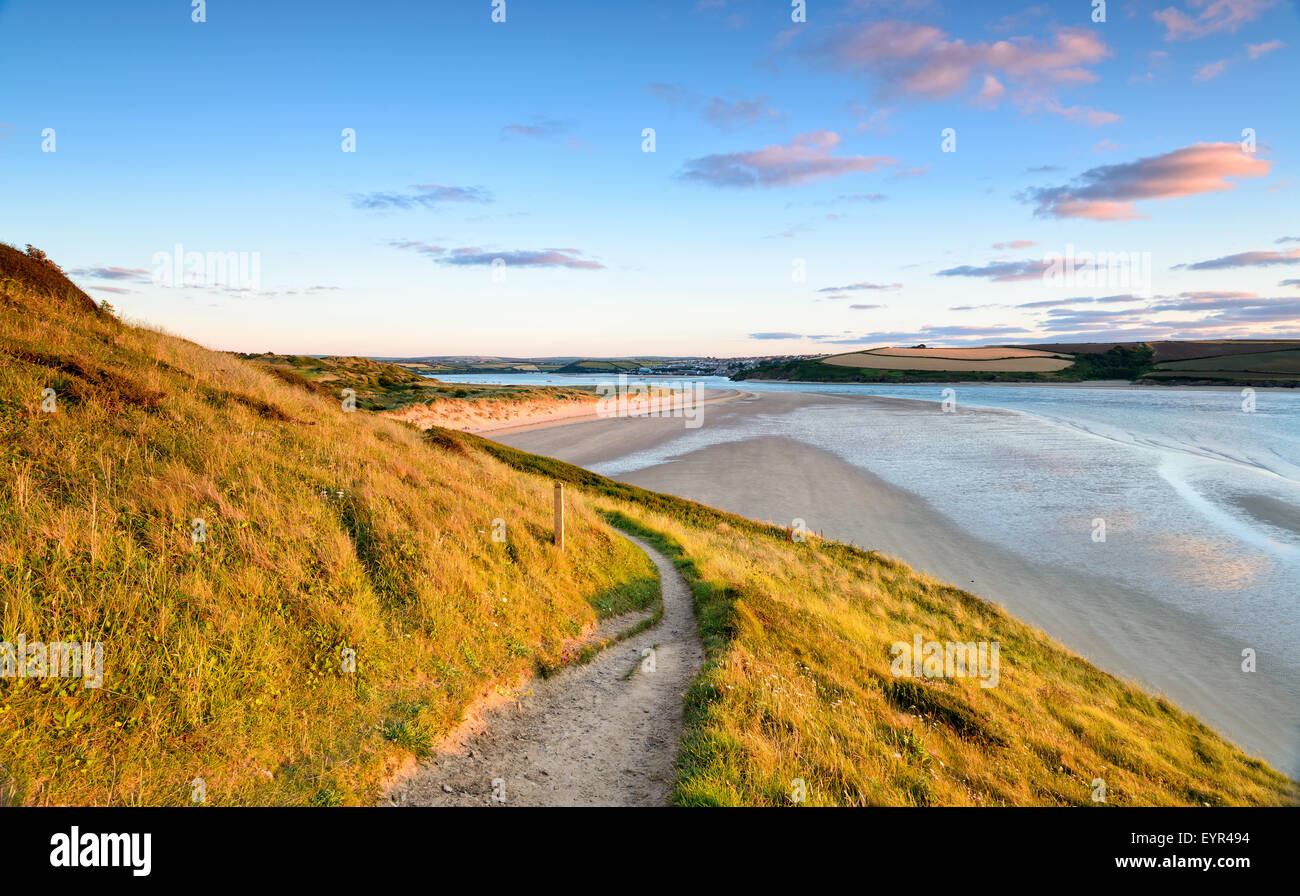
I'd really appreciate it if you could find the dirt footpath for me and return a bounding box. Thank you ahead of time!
[386,532,704,807]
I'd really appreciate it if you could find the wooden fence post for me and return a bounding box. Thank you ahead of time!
[553,481,565,551]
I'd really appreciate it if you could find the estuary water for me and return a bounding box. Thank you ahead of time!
[434,373,1300,773]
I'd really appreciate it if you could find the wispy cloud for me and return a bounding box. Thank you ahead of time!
[816,281,902,292]
[646,82,690,105]
[937,258,1055,282]
[845,102,895,135]
[352,184,492,211]
[67,266,151,282]
[647,83,783,131]
[388,240,446,256]
[702,96,783,131]
[1020,288,1300,339]
[1192,59,1228,80]
[1022,142,1271,220]
[1017,294,1145,309]
[390,242,604,270]
[680,131,899,188]
[1154,0,1280,41]
[1148,290,1260,311]
[1174,247,1300,270]
[500,117,573,139]
[821,325,1034,345]
[1247,39,1285,59]
[992,240,1036,250]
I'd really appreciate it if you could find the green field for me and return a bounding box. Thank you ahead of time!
[552,359,646,374]
[1150,348,1300,375]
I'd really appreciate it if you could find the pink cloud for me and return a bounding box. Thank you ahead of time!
[680,131,900,188]
[1193,59,1228,80]
[390,242,604,270]
[68,265,151,281]
[1154,0,1280,41]
[975,75,1006,107]
[1025,142,1272,220]
[813,22,1116,123]
[1247,40,1285,59]
[1176,247,1300,270]
[1031,99,1121,125]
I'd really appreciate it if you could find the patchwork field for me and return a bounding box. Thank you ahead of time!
[822,347,1074,373]
[1149,341,1300,363]
[737,340,1300,385]
[1151,348,1300,374]
[1139,343,1300,383]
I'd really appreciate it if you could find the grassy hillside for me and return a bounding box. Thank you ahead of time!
[238,352,593,412]
[2,249,1294,805]
[735,345,1154,384]
[553,359,645,374]
[1143,346,1300,384]
[450,433,1297,806]
[0,264,656,805]
[0,243,100,315]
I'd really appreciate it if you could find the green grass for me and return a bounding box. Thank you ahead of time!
[1152,348,1300,375]
[595,505,1296,806]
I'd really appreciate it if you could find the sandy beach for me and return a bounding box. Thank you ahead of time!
[495,389,1298,775]
[386,388,740,436]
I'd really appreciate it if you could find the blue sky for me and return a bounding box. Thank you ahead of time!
[2,0,1297,356]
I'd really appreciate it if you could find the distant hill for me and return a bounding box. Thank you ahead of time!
[552,358,645,374]
[237,352,591,411]
[735,341,1300,386]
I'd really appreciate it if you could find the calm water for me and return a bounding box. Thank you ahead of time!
[436,372,1300,771]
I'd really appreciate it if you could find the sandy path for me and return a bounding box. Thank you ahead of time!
[387,532,703,807]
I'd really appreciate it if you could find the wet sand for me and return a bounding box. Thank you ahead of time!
[497,389,1298,776]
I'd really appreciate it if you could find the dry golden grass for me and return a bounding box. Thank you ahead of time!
[591,505,1297,806]
[0,284,656,805]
